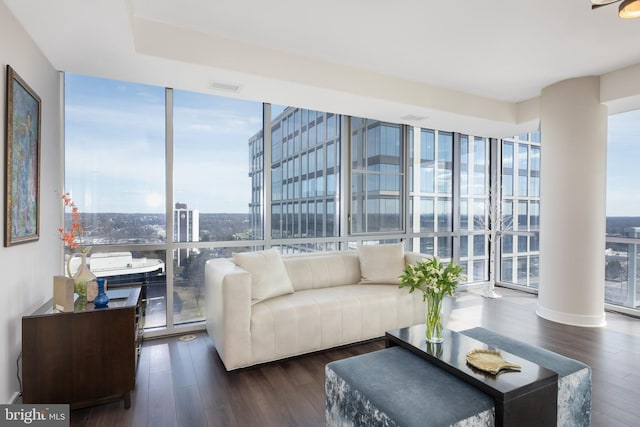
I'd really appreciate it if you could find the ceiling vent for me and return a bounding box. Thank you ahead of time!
[401,114,428,122]
[209,80,242,93]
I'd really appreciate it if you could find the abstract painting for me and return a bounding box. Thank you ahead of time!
[5,65,41,246]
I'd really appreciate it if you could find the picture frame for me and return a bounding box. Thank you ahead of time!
[4,65,41,246]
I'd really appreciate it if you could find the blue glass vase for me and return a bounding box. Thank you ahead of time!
[93,278,109,308]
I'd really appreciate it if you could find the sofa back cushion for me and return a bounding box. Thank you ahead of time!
[358,243,405,285]
[283,251,362,291]
[232,248,295,304]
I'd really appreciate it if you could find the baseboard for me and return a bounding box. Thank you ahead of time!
[8,391,20,404]
[536,303,607,327]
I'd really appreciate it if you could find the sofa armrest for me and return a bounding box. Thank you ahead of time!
[205,258,252,370]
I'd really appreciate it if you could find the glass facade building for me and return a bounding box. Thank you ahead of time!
[269,107,340,241]
[351,118,403,234]
[248,107,540,289]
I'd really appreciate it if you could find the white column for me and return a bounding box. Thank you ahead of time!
[537,76,607,327]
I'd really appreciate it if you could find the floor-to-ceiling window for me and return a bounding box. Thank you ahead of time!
[268,105,341,253]
[407,129,454,257]
[64,75,167,244]
[172,89,263,325]
[350,117,404,235]
[65,74,264,334]
[406,130,493,285]
[65,73,548,335]
[64,74,168,329]
[459,135,490,283]
[499,133,541,289]
[605,109,640,312]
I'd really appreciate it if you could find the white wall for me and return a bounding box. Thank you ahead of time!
[0,2,61,403]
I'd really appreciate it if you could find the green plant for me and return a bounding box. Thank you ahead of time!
[400,256,465,342]
[399,256,465,301]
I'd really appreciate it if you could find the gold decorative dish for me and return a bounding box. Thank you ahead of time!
[466,349,522,375]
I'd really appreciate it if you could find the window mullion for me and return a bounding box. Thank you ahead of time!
[452,132,461,262]
[165,87,175,329]
[264,103,272,248]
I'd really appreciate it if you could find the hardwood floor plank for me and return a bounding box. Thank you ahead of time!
[236,369,293,426]
[168,339,198,389]
[174,384,208,427]
[203,402,237,427]
[69,288,640,427]
[146,340,173,374]
[128,351,150,427]
[147,370,177,427]
[260,364,319,424]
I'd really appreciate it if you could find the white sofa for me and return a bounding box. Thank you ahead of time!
[205,246,427,370]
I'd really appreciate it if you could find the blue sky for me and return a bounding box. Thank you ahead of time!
[65,74,261,213]
[65,73,639,216]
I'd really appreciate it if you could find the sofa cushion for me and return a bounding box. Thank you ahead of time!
[358,244,405,284]
[283,251,362,291]
[250,284,425,364]
[232,248,294,304]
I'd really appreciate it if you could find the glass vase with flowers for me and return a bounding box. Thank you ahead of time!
[399,256,465,343]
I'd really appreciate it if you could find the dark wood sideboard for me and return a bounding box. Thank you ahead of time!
[22,286,143,409]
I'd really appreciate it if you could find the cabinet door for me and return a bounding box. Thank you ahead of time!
[22,313,75,404]
[71,309,136,403]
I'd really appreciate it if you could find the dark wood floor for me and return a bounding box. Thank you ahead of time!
[70,288,640,427]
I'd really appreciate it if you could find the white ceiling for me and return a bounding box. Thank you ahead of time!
[4,0,640,137]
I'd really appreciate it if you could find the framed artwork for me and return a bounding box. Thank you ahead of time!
[4,65,41,246]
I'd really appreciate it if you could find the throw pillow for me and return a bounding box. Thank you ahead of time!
[358,243,405,284]
[232,248,294,303]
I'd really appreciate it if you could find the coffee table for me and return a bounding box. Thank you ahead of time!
[385,325,558,427]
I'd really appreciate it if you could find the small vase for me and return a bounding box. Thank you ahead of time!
[425,294,444,343]
[93,278,109,308]
[67,247,97,300]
